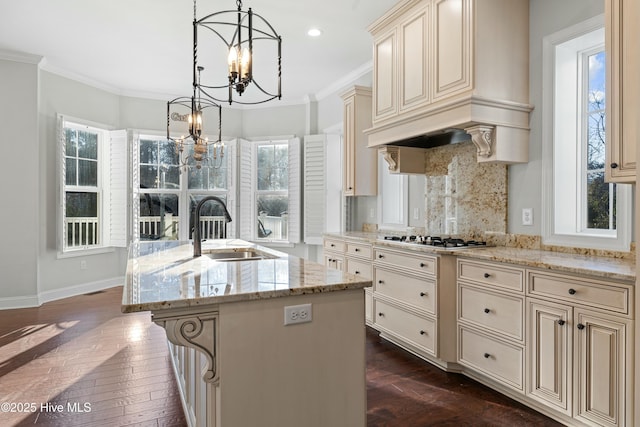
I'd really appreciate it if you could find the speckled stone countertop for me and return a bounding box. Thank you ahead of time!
[324,232,636,282]
[122,240,371,313]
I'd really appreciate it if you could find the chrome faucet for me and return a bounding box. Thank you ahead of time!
[193,196,232,257]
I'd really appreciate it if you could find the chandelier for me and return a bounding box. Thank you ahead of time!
[167,66,224,171]
[194,0,282,105]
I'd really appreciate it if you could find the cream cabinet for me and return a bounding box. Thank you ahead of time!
[340,86,377,196]
[456,259,526,392]
[323,236,374,325]
[605,0,638,183]
[527,270,633,427]
[367,0,531,164]
[373,246,460,369]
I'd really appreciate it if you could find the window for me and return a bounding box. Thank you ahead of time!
[542,16,631,251]
[133,135,235,242]
[58,115,127,254]
[239,138,300,244]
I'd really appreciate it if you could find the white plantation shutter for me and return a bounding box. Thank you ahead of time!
[288,137,301,244]
[303,135,326,244]
[57,114,66,252]
[107,129,128,247]
[239,138,254,240]
[225,139,238,238]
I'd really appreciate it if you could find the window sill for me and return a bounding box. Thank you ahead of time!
[57,246,117,259]
[542,233,631,253]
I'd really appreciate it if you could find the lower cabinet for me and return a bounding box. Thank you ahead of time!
[458,258,634,427]
[528,298,632,427]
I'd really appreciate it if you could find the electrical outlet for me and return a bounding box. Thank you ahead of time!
[522,208,533,226]
[284,303,312,325]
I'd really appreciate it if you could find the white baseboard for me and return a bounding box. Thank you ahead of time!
[0,277,123,310]
[0,295,41,310]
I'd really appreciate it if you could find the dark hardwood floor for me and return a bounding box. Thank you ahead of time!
[0,287,561,426]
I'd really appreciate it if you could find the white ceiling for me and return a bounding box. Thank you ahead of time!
[0,0,399,105]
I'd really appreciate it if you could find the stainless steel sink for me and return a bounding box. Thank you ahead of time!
[201,248,278,262]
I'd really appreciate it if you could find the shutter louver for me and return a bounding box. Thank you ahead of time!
[303,135,326,244]
[239,139,253,240]
[108,130,128,247]
[288,137,301,244]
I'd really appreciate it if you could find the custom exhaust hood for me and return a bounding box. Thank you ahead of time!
[365,0,533,174]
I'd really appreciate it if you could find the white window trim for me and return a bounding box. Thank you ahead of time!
[132,132,237,242]
[377,154,408,231]
[239,136,300,245]
[541,14,632,251]
[57,114,127,256]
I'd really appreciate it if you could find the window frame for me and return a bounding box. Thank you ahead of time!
[541,14,632,251]
[58,115,114,256]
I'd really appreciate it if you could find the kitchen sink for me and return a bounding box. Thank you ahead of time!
[201,248,278,262]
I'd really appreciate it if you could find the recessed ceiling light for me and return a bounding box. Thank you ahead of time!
[307,28,322,37]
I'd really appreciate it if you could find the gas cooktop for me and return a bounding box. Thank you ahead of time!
[381,235,489,249]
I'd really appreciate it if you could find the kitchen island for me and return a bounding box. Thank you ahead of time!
[122,240,371,427]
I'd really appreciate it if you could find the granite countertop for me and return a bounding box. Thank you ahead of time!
[122,239,371,313]
[324,232,636,282]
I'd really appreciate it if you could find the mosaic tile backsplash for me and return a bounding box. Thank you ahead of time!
[424,142,507,239]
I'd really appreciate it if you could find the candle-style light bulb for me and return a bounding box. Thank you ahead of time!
[228,47,239,76]
[240,47,251,78]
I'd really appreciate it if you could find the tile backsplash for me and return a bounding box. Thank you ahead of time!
[424,141,507,239]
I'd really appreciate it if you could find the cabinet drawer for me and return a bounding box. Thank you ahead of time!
[458,259,524,292]
[458,284,524,342]
[375,300,436,356]
[346,242,372,259]
[323,238,345,253]
[458,326,524,392]
[375,267,436,315]
[346,258,372,280]
[528,271,630,315]
[374,247,437,276]
[324,254,344,271]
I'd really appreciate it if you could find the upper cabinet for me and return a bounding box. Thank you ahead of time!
[341,86,377,196]
[605,0,638,183]
[367,0,532,164]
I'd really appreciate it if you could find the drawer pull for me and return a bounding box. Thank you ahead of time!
[378,312,385,317]
[484,353,491,359]
[483,308,490,314]
[568,288,576,295]
[420,292,427,297]
[419,262,426,267]
[483,273,491,278]
[611,162,618,169]
[354,248,360,252]
[378,280,384,284]
[557,319,566,326]
[328,258,333,262]
[378,254,384,259]
[419,330,427,336]
[355,271,360,275]
[577,323,585,330]
[330,243,335,247]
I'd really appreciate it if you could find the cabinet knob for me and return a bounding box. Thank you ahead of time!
[484,353,491,359]
[355,248,360,252]
[483,273,491,278]
[348,186,353,190]
[420,330,427,336]
[420,263,426,267]
[378,280,384,284]
[484,308,490,314]
[328,258,333,262]
[378,254,384,259]
[577,323,585,330]
[557,319,566,326]
[378,312,384,317]
[568,288,576,295]
[355,271,360,275]
[611,162,619,169]
[420,292,427,297]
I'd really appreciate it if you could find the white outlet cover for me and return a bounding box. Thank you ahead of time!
[284,303,312,325]
[522,208,533,226]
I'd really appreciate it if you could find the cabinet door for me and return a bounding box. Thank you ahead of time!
[574,309,628,427]
[399,3,430,113]
[324,254,344,272]
[527,300,572,416]
[372,28,397,122]
[605,0,637,183]
[432,0,472,99]
[343,95,356,195]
